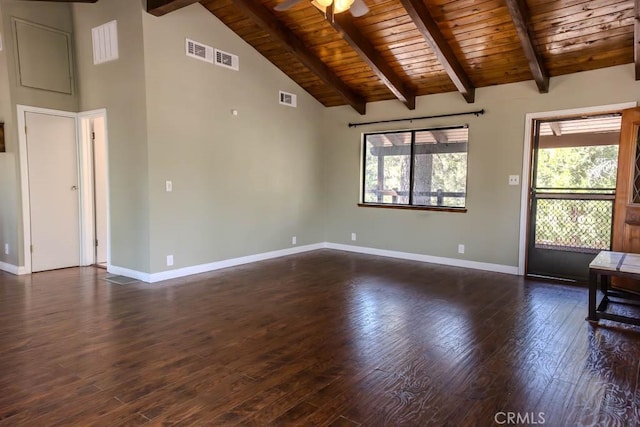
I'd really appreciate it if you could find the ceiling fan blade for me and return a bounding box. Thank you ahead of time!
[274,0,305,11]
[349,0,369,17]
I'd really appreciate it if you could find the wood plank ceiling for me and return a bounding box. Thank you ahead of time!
[149,0,636,114]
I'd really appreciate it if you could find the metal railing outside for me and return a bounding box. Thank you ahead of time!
[533,189,615,253]
[365,189,465,206]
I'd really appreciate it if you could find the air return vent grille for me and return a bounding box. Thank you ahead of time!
[92,20,118,65]
[215,49,239,71]
[186,38,213,64]
[279,91,297,107]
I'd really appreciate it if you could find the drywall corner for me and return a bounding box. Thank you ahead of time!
[72,0,151,273]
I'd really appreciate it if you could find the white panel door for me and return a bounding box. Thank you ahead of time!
[26,111,80,272]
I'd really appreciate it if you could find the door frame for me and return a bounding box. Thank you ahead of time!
[517,102,637,276]
[78,109,110,268]
[18,105,110,274]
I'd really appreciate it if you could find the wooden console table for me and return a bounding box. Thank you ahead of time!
[588,251,640,326]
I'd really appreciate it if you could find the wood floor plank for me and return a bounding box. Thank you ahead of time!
[458,298,585,424]
[1,250,639,425]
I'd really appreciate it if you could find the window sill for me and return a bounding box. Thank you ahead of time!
[358,203,467,213]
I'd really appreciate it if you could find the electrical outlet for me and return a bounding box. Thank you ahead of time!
[4,244,8,255]
[165,180,173,192]
[167,255,174,266]
[292,236,297,245]
[458,244,465,254]
[351,233,357,241]
[508,175,520,186]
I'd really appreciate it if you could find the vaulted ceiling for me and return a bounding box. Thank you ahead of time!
[148,0,635,115]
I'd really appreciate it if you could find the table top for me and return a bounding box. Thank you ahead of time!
[590,251,640,274]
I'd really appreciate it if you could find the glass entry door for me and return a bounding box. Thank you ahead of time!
[527,115,621,282]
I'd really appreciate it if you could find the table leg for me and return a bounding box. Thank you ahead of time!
[601,273,610,296]
[588,270,598,322]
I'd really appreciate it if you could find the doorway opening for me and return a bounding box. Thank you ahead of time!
[79,110,110,269]
[526,114,621,282]
[518,103,637,281]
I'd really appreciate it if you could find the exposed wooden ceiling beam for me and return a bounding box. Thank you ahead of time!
[330,11,416,110]
[430,130,448,143]
[540,132,620,149]
[504,0,549,93]
[399,0,475,104]
[384,134,409,145]
[147,0,201,17]
[549,122,562,136]
[231,0,366,115]
[635,0,640,80]
[366,135,385,147]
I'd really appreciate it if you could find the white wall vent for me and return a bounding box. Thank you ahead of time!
[279,91,297,107]
[215,48,239,71]
[92,20,118,65]
[186,38,214,63]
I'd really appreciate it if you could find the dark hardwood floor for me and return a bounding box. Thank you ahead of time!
[1,249,639,426]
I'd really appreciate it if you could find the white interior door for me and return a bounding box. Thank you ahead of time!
[26,111,80,272]
[93,117,108,264]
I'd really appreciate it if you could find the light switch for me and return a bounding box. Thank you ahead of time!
[165,180,173,192]
[508,175,520,186]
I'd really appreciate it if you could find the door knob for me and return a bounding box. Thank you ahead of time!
[71,186,78,191]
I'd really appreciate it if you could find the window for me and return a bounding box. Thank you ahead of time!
[361,126,468,210]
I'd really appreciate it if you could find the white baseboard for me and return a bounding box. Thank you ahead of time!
[109,243,326,284]
[149,243,326,283]
[325,243,519,275]
[0,262,27,275]
[107,265,152,283]
[0,261,20,275]
[105,241,518,284]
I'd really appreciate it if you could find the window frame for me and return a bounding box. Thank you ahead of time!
[359,125,469,213]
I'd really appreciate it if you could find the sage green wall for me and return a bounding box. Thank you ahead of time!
[0,154,18,267]
[72,0,150,272]
[0,0,76,267]
[0,2,18,267]
[323,64,640,267]
[1,0,77,112]
[142,4,326,273]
